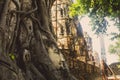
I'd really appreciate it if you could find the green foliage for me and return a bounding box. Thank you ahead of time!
[109,44,117,54]
[110,32,120,40]
[69,0,120,34]
[69,0,120,17]
[90,15,108,35]
[109,37,120,59]
[69,0,91,17]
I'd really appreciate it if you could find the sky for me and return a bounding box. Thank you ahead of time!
[79,16,119,64]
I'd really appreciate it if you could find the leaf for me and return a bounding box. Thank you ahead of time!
[9,53,15,60]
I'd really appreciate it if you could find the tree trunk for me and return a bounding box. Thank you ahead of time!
[0,0,78,80]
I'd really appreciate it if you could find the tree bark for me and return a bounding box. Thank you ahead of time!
[0,0,78,80]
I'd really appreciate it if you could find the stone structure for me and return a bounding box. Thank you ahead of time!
[99,33,106,62]
[84,32,93,60]
[51,0,100,79]
[51,0,70,49]
[51,0,85,57]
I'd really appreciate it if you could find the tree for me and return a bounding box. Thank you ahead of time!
[109,38,120,60]
[69,0,120,34]
[0,0,77,80]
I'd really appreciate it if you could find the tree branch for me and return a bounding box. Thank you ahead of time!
[10,0,37,15]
